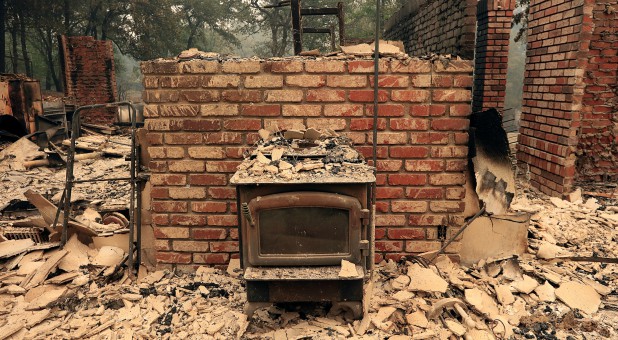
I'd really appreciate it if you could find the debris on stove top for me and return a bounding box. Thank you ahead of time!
[231,128,376,184]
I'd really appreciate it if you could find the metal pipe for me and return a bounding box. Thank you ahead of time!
[136,143,143,273]
[369,0,381,276]
[371,0,380,208]
[128,103,137,278]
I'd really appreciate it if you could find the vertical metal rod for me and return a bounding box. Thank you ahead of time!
[337,2,345,46]
[61,113,79,246]
[291,0,302,55]
[52,188,66,234]
[128,103,136,279]
[136,145,142,273]
[329,25,336,51]
[371,0,381,208]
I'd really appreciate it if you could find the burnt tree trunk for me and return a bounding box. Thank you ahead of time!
[0,0,6,73]
[17,8,32,77]
[36,28,61,91]
[10,20,18,72]
[64,0,71,35]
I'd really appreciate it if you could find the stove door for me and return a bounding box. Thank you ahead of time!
[246,192,362,266]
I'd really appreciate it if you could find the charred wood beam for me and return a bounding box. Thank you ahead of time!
[300,7,339,15]
[291,0,302,55]
[302,27,330,34]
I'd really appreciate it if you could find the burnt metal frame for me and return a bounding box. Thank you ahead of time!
[54,101,140,277]
[291,0,345,55]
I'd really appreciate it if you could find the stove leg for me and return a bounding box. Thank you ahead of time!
[244,302,272,318]
[329,301,363,320]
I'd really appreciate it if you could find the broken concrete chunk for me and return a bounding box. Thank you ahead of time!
[303,128,322,141]
[511,275,539,294]
[549,197,570,209]
[501,258,523,281]
[407,264,448,293]
[536,242,566,260]
[534,281,556,302]
[58,234,90,272]
[265,165,279,174]
[258,129,271,140]
[338,260,358,278]
[405,310,428,328]
[445,319,467,336]
[465,288,499,319]
[391,275,410,290]
[271,148,284,161]
[392,290,414,302]
[465,329,495,340]
[92,246,124,267]
[567,188,582,203]
[0,238,35,259]
[301,161,323,171]
[373,306,397,324]
[584,198,601,211]
[495,284,515,305]
[555,281,601,314]
[283,130,304,140]
[278,160,292,170]
[25,287,68,310]
[226,258,241,277]
[341,43,373,56]
[256,151,271,165]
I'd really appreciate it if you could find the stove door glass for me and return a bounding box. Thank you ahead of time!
[259,207,349,255]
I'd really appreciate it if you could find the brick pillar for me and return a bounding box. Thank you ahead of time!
[473,0,516,112]
[517,0,592,196]
[576,0,618,181]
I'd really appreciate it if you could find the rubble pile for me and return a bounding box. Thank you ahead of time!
[231,128,375,184]
[0,134,131,213]
[0,179,615,339]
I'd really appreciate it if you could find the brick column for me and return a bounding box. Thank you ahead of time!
[473,0,517,112]
[576,0,618,181]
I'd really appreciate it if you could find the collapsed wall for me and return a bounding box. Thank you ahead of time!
[141,56,474,268]
[383,0,477,59]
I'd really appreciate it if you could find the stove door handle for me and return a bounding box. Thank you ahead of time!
[241,202,255,226]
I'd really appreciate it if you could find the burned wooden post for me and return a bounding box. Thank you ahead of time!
[291,0,302,55]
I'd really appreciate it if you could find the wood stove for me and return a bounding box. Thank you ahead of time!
[230,131,375,318]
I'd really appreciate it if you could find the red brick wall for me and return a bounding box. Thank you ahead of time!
[473,0,516,112]
[517,0,618,196]
[384,0,477,59]
[576,1,618,181]
[59,35,118,124]
[141,57,474,268]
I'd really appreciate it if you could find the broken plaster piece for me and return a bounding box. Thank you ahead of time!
[465,288,499,319]
[92,246,124,267]
[495,284,515,305]
[555,281,601,315]
[534,281,556,302]
[338,260,358,278]
[407,264,448,293]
